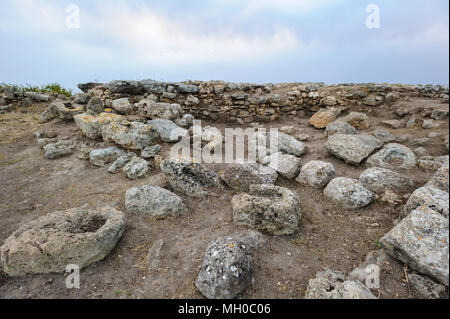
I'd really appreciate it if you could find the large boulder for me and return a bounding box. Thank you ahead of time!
[324,177,376,210]
[220,162,278,192]
[231,184,301,235]
[101,121,159,150]
[296,160,336,188]
[160,158,221,197]
[141,79,167,94]
[366,143,416,169]
[304,269,376,299]
[125,185,187,217]
[90,146,126,167]
[195,230,264,299]
[147,119,188,143]
[359,167,415,194]
[0,207,125,276]
[137,99,182,120]
[324,134,383,165]
[380,206,449,286]
[74,112,125,139]
[107,80,143,94]
[261,152,302,179]
[403,183,449,218]
[77,82,102,93]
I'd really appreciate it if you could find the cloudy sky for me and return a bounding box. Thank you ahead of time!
[0,0,448,90]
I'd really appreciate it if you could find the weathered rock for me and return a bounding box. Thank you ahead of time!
[431,109,449,120]
[422,119,437,129]
[138,99,182,120]
[147,239,166,270]
[366,143,416,169]
[86,96,105,114]
[220,162,278,192]
[73,93,91,104]
[428,164,449,192]
[101,121,159,150]
[324,134,383,165]
[74,112,125,139]
[174,83,199,94]
[261,152,302,179]
[372,129,400,143]
[24,91,50,102]
[296,160,336,188]
[274,132,307,157]
[359,167,414,194]
[0,207,125,276]
[195,230,264,299]
[51,101,84,120]
[409,272,448,299]
[381,120,402,129]
[324,177,376,209]
[77,82,102,93]
[123,157,150,179]
[380,206,449,286]
[325,121,358,136]
[111,98,133,114]
[43,140,73,159]
[141,145,161,159]
[160,158,221,197]
[141,79,167,94]
[147,119,188,143]
[340,112,370,129]
[175,114,194,128]
[107,80,143,94]
[125,185,187,217]
[305,269,377,299]
[232,184,301,235]
[90,146,126,167]
[108,152,136,173]
[309,108,340,129]
[403,183,449,218]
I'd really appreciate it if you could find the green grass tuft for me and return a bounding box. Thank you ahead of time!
[0,82,73,97]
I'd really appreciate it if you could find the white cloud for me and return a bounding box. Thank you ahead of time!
[214,0,342,14]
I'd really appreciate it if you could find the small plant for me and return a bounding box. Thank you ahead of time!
[375,239,382,248]
[0,82,72,97]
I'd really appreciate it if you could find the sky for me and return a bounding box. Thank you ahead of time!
[0,0,448,91]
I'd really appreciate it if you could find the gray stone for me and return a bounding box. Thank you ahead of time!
[90,146,126,167]
[409,273,448,299]
[24,91,50,102]
[74,112,125,139]
[138,99,182,120]
[160,158,221,197]
[431,109,449,120]
[86,96,105,114]
[422,119,437,129]
[175,83,199,94]
[380,206,449,286]
[175,114,194,128]
[324,134,383,165]
[77,82,102,93]
[123,157,150,179]
[101,121,159,150]
[221,162,278,192]
[195,230,264,299]
[141,79,166,94]
[359,167,414,194]
[261,152,302,179]
[428,164,449,192]
[73,93,91,104]
[296,160,336,188]
[366,143,416,169]
[403,183,449,218]
[372,129,400,143]
[305,269,377,299]
[381,120,402,129]
[339,112,370,129]
[232,184,301,235]
[107,80,143,94]
[325,121,358,136]
[147,119,188,143]
[0,207,125,276]
[43,140,73,159]
[274,132,307,157]
[108,152,136,173]
[324,177,376,210]
[141,145,161,159]
[125,185,187,217]
[111,98,133,114]
[414,147,427,157]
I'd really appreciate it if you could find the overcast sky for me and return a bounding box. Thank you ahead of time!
[0,0,448,90]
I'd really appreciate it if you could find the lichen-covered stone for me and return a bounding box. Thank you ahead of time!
[359,167,415,194]
[366,143,416,169]
[220,162,278,192]
[101,121,159,150]
[324,177,376,209]
[296,160,336,188]
[324,134,383,165]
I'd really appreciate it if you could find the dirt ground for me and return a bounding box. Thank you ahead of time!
[0,98,448,299]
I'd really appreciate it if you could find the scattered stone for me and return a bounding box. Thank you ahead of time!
[89,146,126,167]
[111,98,133,114]
[220,162,278,192]
[74,112,125,139]
[77,82,102,93]
[195,230,264,299]
[138,99,182,120]
[123,157,150,179]
[73,93,91,104]
[324,134,383,165]
[274,132,307,157]
[411,138,430,147]
[141,145,161,159]
[431,109,449,120]
[0,207,125,276]
[371,129,400,143]
[395,107,410,118]
[413,147,427,157]
[325,121,358,136]
[428,164,449,192]
[403,182,449,218]
[24,91,50,102]
[43,140,73,159]
[261,152,302,179]
[340,112,370,130]
[147,239,167,270]
[175,114,194,128]
[86,96,105,114]
[108,152,136,173]
[381,120,402,129]
[101,121,159,150]
[148,119,188,143]
[160,157,221,197]
[308,108,340,129]
[366,143,416,169]
[409,272,448,299]
[305,269,377,299]
[296,160,336,188]
[422,119,437,129]
[359,167,414,194]
[324,177,376,210]
[231,184,301,235]
[380,206,449,286]
[125,185,187,217]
